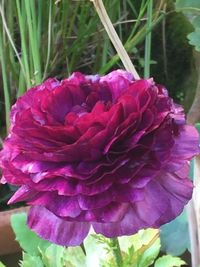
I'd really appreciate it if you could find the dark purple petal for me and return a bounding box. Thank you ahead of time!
[28,193,82,218]
[100,70,133,101]
[93,167,193,237]
[28,206,90,246]
[8,185,37,204]
[92,206,147,237]
[172,125,199,159]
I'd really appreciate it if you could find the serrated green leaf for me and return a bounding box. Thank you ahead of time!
[191,16,200,28]
[64,246,87,267]
[137,239,160,267]
[119,229,160,253]
[160,210,190,256]
[0,262,6,267]
[188,16,200,52]
[154,255,186,267]
[63,235,108,267]
[40,244,66,267]
[11,213,51,255]
[84,235,108,267]
[188,29,200,51]
[135,230,160,267]
[118,229,160,267]
[175,0,200,51]
[20,252,44,267]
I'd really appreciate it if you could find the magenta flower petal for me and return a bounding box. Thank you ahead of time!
[93,167,193,238]
[0,70,199,246]
[28,206,90,246]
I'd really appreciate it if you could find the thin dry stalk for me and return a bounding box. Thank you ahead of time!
[90,0,140,79]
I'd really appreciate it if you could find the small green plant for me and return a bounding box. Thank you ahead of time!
[10,213,186,267]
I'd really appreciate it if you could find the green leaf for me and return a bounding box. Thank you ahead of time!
[119,229,161,267]
[64,246,87,267]
[64,235,108,267]
[84,235,108,267]
[154,255,186,267]
[175,0,200,51]
[11,213,51,255]
[176,0,200,10]
[160,210,190,256]
[135,230,161,267]
[20,253,44,267]
[195,123,200,134]
[0,262,6,267]
[119,228,160,252]
[188,28,200,51]
[40,245,67,267]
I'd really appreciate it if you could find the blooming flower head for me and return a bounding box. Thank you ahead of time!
[0,70,199,246]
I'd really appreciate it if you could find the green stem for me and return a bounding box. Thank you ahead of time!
[0,26,10,132]
[16,0,31,89]
[144,0,153,78]
[110,238,123,267]
[43,0,52,80]
[25,0,42,85]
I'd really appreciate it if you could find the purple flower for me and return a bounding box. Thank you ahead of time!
[0,70,199,246]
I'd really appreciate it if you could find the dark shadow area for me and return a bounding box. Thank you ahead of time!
[0,252,21,267]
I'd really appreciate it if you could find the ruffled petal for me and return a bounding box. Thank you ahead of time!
[93,165,193,237]
[28,206,90,246]
[172,125,199,159]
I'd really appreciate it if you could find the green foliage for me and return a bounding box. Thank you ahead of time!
[0,262,6,267]
[20,253,44,267]
[188,19,200,51]
[176,0,200,9]
[151,3,195,108]
[118,228,161,267]
[39,245,67,267]
[176,0,200,52]
[160,210,190,256]
[154,255,186,267]
[195,122,200,134]
[11,213,51,255]
[11,215,186,267]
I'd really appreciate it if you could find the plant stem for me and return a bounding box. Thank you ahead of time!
[16,0,31,89]
[90,0,140,79]
[0,26,10,132]
[144,0,153,78]
[110,238,123,267]
[99,12,164,74]
[25,0,42,85]
[43,0,52,80]
[0,1,27,84]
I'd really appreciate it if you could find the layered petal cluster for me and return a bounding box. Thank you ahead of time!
[0,70,199,246]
